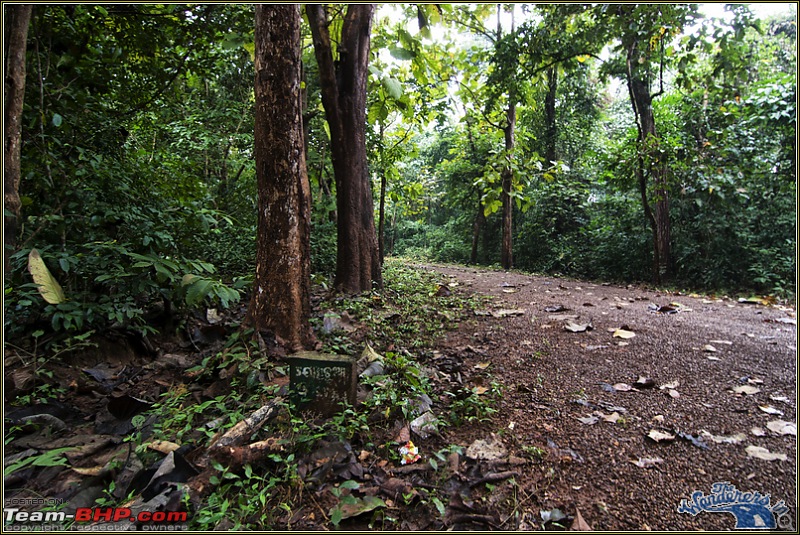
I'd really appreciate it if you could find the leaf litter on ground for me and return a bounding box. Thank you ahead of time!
[759,405,784,415]
[700,430,746,444]
[731,385,760,395]
[745,445,788,461]
[631,457,664,468]
[611,328,636,339]
[766,420,796,436]
[564,320,592,333]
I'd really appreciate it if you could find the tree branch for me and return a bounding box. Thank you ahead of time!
[457,79,505,131]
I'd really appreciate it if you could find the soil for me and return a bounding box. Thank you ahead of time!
[4,263,796,531]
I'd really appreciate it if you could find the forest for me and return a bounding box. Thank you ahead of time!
[3,3,797,531]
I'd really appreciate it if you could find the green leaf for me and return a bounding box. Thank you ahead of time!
[4,447,74,477]
[483,199,502,217]
[28,249,66,304]
[383,77,403,100]
[182,274,200,286]
[186,279,212,307]
[337,495,386,520]
[154,262,173,282]
[52,113,63,127]
[340,480,360,490]
[330,507,343,526]
[389,46,415,60]
[432,496,446,516]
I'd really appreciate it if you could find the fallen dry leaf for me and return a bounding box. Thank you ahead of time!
[565,321,593,333]
[668,390,680,399]
[647,429,676,443]
[631,457,664,468]
[659,381,679,390]
[759,405,784,416]
[612,328,636,339]
[570,508,593,531]
[491,308,527,318]
[578,415,599,425]
[147,440,181,454]
[473,362,491,370]
[700,430,746,444]
[601,412,621,423]
[612,383,633,392]
[732,385,761,395]
[702,344,717,353]
[766,420,796,436]
[745,445,787,461]
[394,425,410,443]
[70,466,106,476]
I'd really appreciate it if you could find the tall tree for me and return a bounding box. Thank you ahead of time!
[246,4,313,351]
[4,4,33,274]
[606,4,699,283]
[448,4,521,269]
[306,4,382,293]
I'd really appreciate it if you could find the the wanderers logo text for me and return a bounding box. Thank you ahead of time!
[678,481,790,529]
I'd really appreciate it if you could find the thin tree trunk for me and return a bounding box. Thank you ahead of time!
[4,4,33,274]
[377,122,386,264]
[307,4,382,293]
[470,197,485,265]
[500,101,516,270]
[499,5,516,271]
[545,66,558,164]
[626,45,670,283]
[246,4,313,351]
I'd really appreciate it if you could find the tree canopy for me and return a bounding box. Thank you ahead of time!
[4,3,796,348]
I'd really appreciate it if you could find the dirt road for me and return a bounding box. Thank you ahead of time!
[424,263,796,530]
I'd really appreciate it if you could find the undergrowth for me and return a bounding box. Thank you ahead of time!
[5,259,498,530]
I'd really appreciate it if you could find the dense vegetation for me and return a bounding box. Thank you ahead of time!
[4,3,795,354]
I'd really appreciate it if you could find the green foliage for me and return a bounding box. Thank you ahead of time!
[314,258,485,355]
[447,381,503,425]
[7,4,255,349]
[310,218,337,277]
[6,243,241,347]
[4,447,75,478]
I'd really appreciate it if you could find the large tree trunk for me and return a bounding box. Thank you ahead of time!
[246,4,313,351]
[307,4,382,293]
[500,102,516,270]
[626,45,671,284]
[4,4,33,275]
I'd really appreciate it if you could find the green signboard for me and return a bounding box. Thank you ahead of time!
[287,352,357,416]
